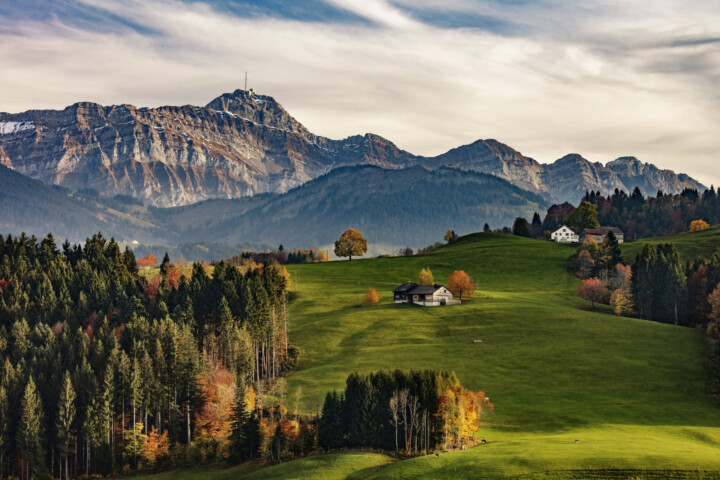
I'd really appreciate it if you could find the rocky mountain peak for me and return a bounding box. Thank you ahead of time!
[0,89,707,208]
[554,153,589,165]
[205,89,311,138]
[606,156,648,176]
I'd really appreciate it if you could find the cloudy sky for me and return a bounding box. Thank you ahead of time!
[1,0,719,186]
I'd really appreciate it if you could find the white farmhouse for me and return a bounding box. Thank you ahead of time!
[551,225,580,243]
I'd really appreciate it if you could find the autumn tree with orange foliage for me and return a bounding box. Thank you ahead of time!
[142,427,170,465]
[165,266,183,289]
[448,270,474,300]
[364,288,379,306]
[137,254,157,269]
[194,365,236,457]
[690,219,711,232]
[578,277,605,308]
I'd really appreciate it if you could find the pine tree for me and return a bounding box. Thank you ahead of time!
[655,244,687,325]
[244,411,261,460]
[632,245,656,320]
[229,379,250,463]
[18,376,45,480]
[599,231,622,273]
[160,252,172,278]
[56,372,76,480]
[512,217,531,237]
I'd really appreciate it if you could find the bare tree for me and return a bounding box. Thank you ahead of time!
[389,392,400,452]
[294,386,303,417]
[409,395,419,455]
[277,378,286,418]
[398,389,410,453]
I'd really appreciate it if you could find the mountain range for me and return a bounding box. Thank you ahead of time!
[0,89,705,207]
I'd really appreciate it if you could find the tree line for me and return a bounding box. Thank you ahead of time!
[318,370,492,454]
[571,233,720,330]
[543,187,720,240]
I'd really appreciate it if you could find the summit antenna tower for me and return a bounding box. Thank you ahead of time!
[245,72,247,91]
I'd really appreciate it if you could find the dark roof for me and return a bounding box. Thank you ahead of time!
[393,283,418,293]
[407,284,445,295]
[583,227,623,236]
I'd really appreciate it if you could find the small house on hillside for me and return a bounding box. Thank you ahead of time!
[580,227,624,243]
[551,226,580,243]
[393,283,460,307]
[551,225,624,243]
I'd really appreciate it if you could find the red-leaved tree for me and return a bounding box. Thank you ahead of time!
[578,277,605,309]
[137,254,157,269]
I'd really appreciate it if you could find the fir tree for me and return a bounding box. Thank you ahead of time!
[512,217,531,237]
[56,372,76,480]
[18,376,45,480]
[229,379,250,463]
[160,252,173,278]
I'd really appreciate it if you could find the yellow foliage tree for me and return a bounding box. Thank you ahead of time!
[418,267,434,286]
[316,251,330,262]
[280,266,292,288]
[334,229,368,261]
[690,219,710,232]
[437,382,493,450]
[364,288,379,306]
[610,288,634,316]
[245,385,257,413]
[123,423,148,460]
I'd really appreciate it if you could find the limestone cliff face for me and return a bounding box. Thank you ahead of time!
[0,90,418,206]
[434,145,705,203]
[0,89,705,206]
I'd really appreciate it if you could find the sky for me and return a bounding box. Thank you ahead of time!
[1,0,719,186]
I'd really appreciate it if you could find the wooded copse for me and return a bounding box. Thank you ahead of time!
[318,370,493,454]
[0,231,294,478]
[571,234,720,329]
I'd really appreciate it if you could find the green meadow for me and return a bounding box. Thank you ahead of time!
[134,229,720,479]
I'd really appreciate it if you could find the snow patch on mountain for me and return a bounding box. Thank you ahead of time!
[0,121,34,135]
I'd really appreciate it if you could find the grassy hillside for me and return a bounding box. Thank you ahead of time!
[133,232,720,479]
[622,224,720,261]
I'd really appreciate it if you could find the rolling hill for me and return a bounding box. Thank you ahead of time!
[131,231,720,479]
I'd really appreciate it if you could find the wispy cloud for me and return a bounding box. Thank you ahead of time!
[1,0,719,186]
